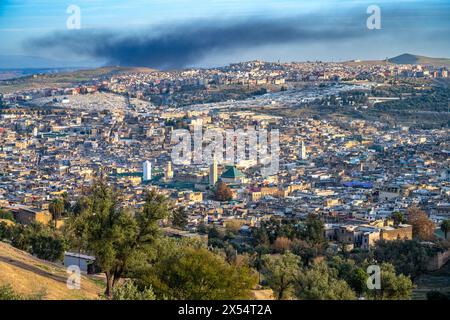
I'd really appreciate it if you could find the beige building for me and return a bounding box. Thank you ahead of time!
[7,205,52,225]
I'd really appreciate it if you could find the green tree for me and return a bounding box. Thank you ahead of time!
[366,263,414,300]
[250,245,270,285]
[208,225,225,248]
[295,262,357,300]
[49,198,65,227]
[197,222,208,234]
[142,238,257,300]
[291,239,323,266]
[440,220,450,240]
[65,181,170,297]
[327,256,367,296]
[0,209,14,222]
[252,227,270,249]
[6,222,66,261]
[208,225,223,240]
[61,192,72,213]
[111,281,155,300]
[72,197,90,216]
[302,214,325,243]
[224,244,238,264]
[261,252,301,300]
[29,232,66,261]
[391,212,405,226]
[0,221,11,240]
[171,206,188,229]
[373,240,433,278]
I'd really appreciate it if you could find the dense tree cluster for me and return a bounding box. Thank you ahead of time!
[64,182,171,297]
[372,240,438,278]
[63,180,257,299]
[252,215,326,258]
[138,238,258,300]
[260,252,414,300]
[0,209,14,221]
[0,222,66,261]
[377,87,450,112]
[0,180,441,301]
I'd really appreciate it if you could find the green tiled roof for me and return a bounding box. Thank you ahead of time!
[221,166,245,179]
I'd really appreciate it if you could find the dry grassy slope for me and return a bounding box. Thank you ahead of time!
[0,241,104,300]
[0,66,158,94]
[251,289,275,300]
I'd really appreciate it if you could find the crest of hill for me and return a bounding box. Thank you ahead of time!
[0,66,158,94]
[343,54,450,68]
[0,241,103,300]
[388,53,450,68]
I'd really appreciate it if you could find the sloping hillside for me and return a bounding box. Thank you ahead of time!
[0,66,157,94]
[0,241,104,300]
[389,53,450,68]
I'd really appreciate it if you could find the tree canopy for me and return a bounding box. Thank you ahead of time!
[295,262,357,300]
[261,251,300,300]
[140,238,258,300]
[407,207,435,241]
[65,181,171,297]
[214,181,233,202]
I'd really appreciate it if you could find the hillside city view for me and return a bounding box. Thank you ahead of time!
[0,0,450,311]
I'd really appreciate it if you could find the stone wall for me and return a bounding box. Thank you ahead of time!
[427,249,450,271]
[380,225,412,241]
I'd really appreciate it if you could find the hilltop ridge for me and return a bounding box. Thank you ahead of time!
[388,53,450,67]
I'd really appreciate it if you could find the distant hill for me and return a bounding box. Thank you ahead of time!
[388,54,450,68]
[0,55,100,69]
[0,242,103,300]
[0,66,158,94]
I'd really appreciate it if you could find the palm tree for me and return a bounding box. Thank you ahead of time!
[49,198,64,228]
[441,220,450,240]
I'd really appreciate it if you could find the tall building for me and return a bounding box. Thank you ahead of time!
[165,161,173,181]
[209,160,218,186]
[300,141,307,160]
[143,160,152,182]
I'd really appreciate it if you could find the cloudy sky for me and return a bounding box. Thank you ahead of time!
[0,0,449,69]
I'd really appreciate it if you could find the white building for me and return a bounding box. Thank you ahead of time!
[209,160,218,186]
[300,141,307,160]
[143,160,152,181]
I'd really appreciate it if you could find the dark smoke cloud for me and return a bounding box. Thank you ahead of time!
[26,16,368,69]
